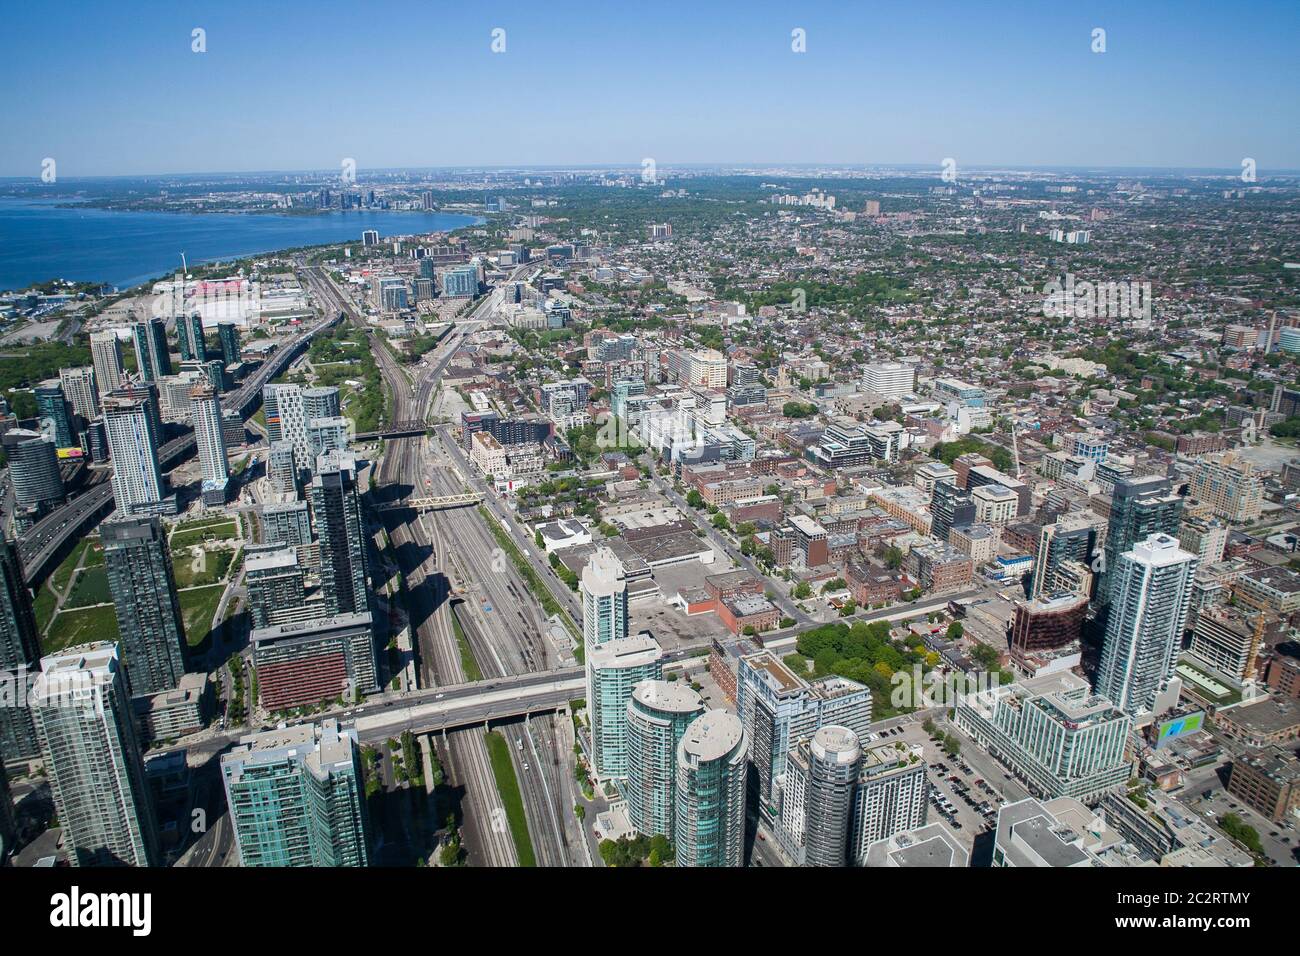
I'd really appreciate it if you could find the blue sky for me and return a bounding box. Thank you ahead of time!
[2,0,1297,176]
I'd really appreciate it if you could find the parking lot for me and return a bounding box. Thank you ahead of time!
[1181,767,1299,867]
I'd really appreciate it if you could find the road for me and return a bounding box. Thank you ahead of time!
[16,308,342,585]
[304,263,586,864]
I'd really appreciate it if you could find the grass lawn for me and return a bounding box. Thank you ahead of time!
[172,547,237,589]
[44,604,120,654]
[450,605,484,682]
[178,584,226,647]
[49,539,92,596]
[33,583,57,633]
[64,566,112,608]
[484,730,536,867]
[170,522,239,552]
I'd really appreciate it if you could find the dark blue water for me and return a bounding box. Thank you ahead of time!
[0,199,483,292]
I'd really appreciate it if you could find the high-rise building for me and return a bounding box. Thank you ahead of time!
[930,480,976,545]
[31,642,161,867]
[190,382,229,507]
[1030,513,1099,600]
[217,321,241,366]
[1178,515,1228,567]
[861,362,916,399]
[132,318,171,382]
[0,534,41,760]
[675,709,747,868]
[1096,533,1198,716]
[955,671,1132,802]
[586,632,662,780]
[581,547,627,649]
[0,761,15,861]
[177,313,207,363]
[2,429,64,531]
[103,396,170,515]
[266,440,298,495]
[266,384,341,470]
[782,725,861,867]
[848,742,929,865]
[1188,452,1264,524]
[245,548,308,629]
[311,451,368,616]
[624,679,704,840]
[261,499,312,548]
[307,416,351,458]
[1100,476,1183,603]
[303,386,341,425]
[89,330,125,398]
[221,719,370,867]
[1187,604,1266,685]
[735,650,872,816]
[59,365,100,422]
[35,379,76,448]
[102,515,187,697]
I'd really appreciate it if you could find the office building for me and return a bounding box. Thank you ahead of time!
[675,710,747,868]
[954,672,1132,802]
[310,451,368,616]
[992,798,1103,867]
[623,679,704,840]
[252,612,377,711]
[103,395,172,516]
[59,365,100,422]
[1096,534,1198,716]
[102,516,187,697]
[190,382,229,506]
[89,330,125,398]
[34,379,76,448]
[0,534,41,760]
[245,548,307,629]
[581,546,628,649]
[585,632,662,780]
[861,362,916,399]
[222,719,370,867]
[31,643,161,867]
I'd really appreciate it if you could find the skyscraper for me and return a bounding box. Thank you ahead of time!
[1096,533,1198,716]
[624,679,704,841]
[675,709,747,868]
[581,547,627,649]
[103,395,170,516]
[585,632,662,781]
[2,429,64,531]
[35,379,76,448]
[190,382,229,506]
[1030,513,1099,600]
[102,516,187,697]
[1100,476,1183,602]
[0,534,41,760]
[0,761,15,861]
[178,313,207,363]
[221,719,371,867]
[59,365,100,422]
[244,548,307,629]
[89,330,125,398]
[782,725,861,867]
[217,321,241,366]
[265,383,341,470]
[310,451,368,616]
[930,480,976,545]
[31,642,161,867]
[132,318,171,382]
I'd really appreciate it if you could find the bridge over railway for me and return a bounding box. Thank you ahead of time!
[375,492,483,513]
[355,420,429,440]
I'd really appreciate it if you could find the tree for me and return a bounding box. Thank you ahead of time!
[884,545,903,569]
[946,621,964,641]
[793,580,812,599]
[685,489,705,509]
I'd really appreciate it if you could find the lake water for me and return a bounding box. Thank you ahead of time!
[0,199,483,292]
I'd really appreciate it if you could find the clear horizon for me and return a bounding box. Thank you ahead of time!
[2,0,1296,178]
